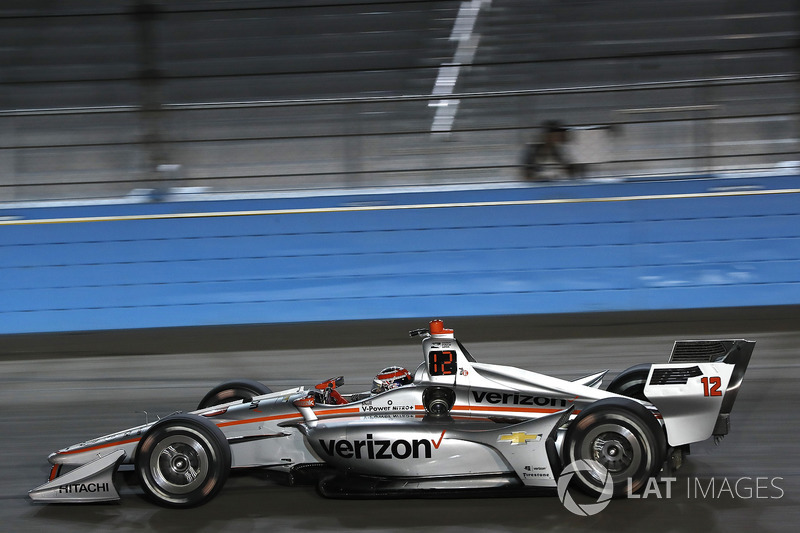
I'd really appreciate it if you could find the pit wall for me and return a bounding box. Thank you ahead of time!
[2,175,798,335]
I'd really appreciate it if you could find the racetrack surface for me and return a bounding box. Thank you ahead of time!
[3,313,799,533]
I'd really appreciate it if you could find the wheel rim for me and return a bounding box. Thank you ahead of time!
[591,429,635,473]
[149,434,209,495]
[579,423,642,482]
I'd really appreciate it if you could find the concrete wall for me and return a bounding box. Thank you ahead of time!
[1,175,798,335]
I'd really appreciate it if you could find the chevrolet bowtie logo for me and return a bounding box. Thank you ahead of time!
[497,432,542,445]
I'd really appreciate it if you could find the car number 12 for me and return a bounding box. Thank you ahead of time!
[701,376,722,397]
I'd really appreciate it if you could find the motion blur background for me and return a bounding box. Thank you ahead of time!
[1,0,798,201]
[1,0,799,339]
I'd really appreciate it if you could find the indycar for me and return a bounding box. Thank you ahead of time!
[29,320,754,507]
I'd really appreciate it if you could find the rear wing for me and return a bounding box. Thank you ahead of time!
[669,339,755,437]
[645,339,755,446]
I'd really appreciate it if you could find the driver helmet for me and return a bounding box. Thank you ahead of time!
[372,366,412,394]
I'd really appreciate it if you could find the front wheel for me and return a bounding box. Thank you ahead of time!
[197,379,272,409]
[562,398,665,497]
[136,414,231,508]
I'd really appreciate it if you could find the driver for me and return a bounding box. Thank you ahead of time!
[371,366,412,394]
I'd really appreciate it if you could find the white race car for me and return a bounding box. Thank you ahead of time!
[30,320,754,507]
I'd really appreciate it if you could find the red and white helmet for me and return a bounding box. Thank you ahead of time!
[372,366,412,394]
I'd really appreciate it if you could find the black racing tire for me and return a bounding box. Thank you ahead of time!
[605,364,652,402]
[136,414,231,508]
[197,379,272,410]
[562,397,666,497]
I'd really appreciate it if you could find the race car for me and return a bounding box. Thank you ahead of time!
[29,320,754,507]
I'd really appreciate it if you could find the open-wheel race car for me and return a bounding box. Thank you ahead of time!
[29,320,754,507]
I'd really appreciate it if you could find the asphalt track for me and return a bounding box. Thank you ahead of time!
[3,311,799,533]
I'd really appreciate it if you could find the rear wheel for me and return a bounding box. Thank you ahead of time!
[197,379,272,409]
[136,414,231,508]
[606,364,651,401]
[562,398,665,497]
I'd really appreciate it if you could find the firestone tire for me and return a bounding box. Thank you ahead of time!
[562,397,666,497]
[197,379,272,410]
[136,414,231,508]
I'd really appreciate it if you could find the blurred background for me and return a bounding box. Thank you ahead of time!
[1,0,798,202]
[1,0,799,338]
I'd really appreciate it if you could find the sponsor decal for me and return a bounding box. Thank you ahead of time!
[497,432,542,445]
[360,405,415,413]
[360,399,414,413]
[319,431,446,460]
[58,482,110,494]
[361,414,416,420]
[522,465,551,479]
[471,390,569,408]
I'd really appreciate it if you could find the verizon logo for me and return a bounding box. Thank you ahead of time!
[472,390,569,408]
[319,431,446,460]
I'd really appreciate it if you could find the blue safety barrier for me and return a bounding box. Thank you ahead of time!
[1,175,799,334]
